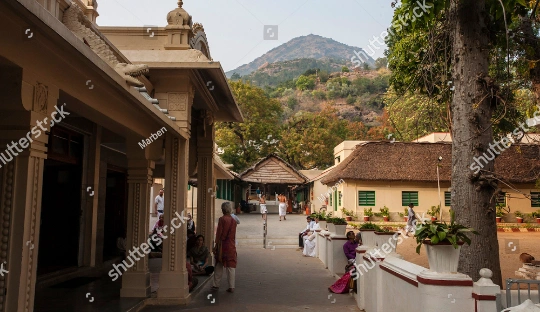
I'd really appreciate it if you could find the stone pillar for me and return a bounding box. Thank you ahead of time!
[157,133,190,302]
[0,70,56,312]
[120,138,154,298]
[472,269,500,312]
[196,111,215,252]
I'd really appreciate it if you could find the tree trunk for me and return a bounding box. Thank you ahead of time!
[451,0,502,286]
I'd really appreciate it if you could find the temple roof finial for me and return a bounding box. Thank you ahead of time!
[178,0,183,8]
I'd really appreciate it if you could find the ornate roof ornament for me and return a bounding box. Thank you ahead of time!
[167,0,192,26]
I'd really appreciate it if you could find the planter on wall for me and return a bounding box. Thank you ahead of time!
[363,216,370,222]
[327,223,336,233]
[345,216,352,221]
[383,216,389,222]
[423,240,464,273]
[359,229,376,246]
[516,217,524,224]
[430,217,437,221]
[334,224,347,236]
[496,217,502,223]
[404,216,409,222]
[319,221,327,230]
[537,218,540,224]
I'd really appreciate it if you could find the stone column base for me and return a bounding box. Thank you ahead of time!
[120,271,151,298]
[157,271,189,299]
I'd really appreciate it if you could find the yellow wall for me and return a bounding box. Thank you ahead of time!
[327,180,538,221]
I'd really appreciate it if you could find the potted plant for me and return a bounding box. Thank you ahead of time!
[515,211,524,223]
[378,206,390,222]
[332,217,348,236]
[496,204,505,223]
[359,222,382,246]
[399,208,409,222]
[326,217,336,233]
[341,208,354,221]
[532,210,540,224]
[363,207,373,222]
[427,205,440,221]
[415,209,478,273]
[312,211,329,229]
[374,227,400,252]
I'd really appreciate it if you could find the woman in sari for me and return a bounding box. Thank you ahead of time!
[188,235,214,275]
[212,202,238,293]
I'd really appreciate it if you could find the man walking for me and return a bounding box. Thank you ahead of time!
[155,189,164,216]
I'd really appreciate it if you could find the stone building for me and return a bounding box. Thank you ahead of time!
[0,0,241,310]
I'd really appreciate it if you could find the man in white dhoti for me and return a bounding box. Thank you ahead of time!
[302,216,320,257]
[278,194,287,221]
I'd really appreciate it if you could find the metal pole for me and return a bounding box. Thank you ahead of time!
[263,215,267,249]
[437,161,442,220]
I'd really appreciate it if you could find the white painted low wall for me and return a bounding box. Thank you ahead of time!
[316,235,501,312]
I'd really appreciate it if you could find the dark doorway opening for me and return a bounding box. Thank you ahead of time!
[38,127,84,276]
[102,166,127,262]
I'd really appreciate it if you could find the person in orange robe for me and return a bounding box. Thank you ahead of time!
[211,202,238,293]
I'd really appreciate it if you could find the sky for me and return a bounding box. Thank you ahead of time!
[97,0,395,72]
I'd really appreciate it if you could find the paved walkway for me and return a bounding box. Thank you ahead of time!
[141,247,360,312]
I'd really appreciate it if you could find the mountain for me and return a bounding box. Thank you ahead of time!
[226,34,375,77]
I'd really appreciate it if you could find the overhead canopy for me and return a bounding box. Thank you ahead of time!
[240,155,308,184]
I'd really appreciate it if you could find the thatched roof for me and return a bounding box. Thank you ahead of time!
[320,142,540,185]
[240,154,307,184]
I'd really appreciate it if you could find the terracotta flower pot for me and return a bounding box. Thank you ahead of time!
[431,217,437,221]
[383,216,389,222]
[496,217,502,223]
[404,216,409,222]
[537,218,540,224]
[345,216,352,221]
[516,217,524,224]
[363,216,370,222]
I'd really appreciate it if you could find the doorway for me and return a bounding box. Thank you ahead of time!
[102,167,127,261]
[38,127,84,275]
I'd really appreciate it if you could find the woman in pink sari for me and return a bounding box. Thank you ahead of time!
[212,202,237,293]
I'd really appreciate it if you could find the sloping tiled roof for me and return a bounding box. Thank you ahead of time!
[239,154,308,184]
[320,142,540,185]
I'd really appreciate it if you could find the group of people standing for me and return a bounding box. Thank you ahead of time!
[257,191,290,221]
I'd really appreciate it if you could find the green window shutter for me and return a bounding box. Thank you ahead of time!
[496,192,506,207]
[227,181,232,201]
[358,191,375,206]
[444,192,451,207]
[338,191,342,206]
[329,193,332,206]
[402,191,419,206]
[532,192,540,208]
[218,180,224,199]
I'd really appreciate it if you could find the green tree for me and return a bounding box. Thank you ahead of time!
[279,106,348,169]
[216,81,283,171]
[386,0,538,285]
[374,57,388,70]
[295,75,316,91]
[230,72,241,80]
[342,66,350,72]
